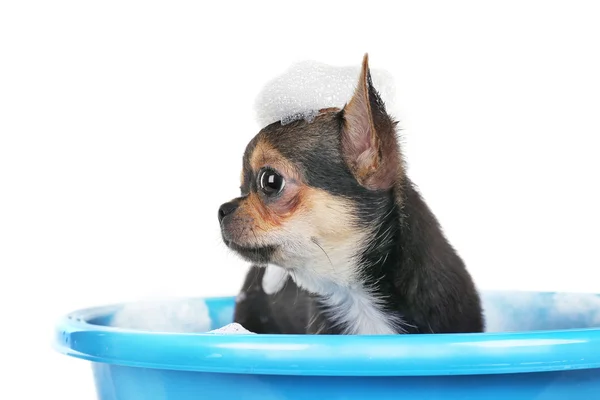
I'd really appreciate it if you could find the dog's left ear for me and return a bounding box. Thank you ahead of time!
[341,54,400,191]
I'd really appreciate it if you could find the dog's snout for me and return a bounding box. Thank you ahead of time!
[218,201,239,223]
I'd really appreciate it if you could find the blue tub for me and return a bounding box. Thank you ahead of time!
[54,291,600,399]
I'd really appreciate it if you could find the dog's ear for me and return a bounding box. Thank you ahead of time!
[341,54,400,191]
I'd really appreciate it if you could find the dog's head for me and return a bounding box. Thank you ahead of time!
[219,55,404,287]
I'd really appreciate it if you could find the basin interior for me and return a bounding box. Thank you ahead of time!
[86,290,600,334]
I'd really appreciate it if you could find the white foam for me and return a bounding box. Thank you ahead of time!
[254,60,397,128]
[207,322,255,334]
[110,298,211,333]
[482,291,600,332]
[108,291,600,335]
[551,292,600,326]
[482,291,541,333]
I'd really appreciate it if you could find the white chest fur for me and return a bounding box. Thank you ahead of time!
[262,265,404,335]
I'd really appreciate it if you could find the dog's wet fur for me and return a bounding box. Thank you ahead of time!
[219,54,484,334]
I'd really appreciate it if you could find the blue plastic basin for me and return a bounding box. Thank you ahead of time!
[54,291,600,399]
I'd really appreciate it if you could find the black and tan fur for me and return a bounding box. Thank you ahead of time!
[218,54,484,335]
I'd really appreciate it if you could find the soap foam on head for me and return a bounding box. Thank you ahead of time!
[253,60,398,128]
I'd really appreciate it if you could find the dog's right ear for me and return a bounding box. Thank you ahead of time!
[341,54,401,191]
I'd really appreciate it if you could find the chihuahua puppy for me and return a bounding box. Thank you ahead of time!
[219,54,484,335]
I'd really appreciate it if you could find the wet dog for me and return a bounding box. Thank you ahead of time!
[219,54,484,335]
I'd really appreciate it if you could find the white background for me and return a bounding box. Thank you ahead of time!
[1,1,599,398]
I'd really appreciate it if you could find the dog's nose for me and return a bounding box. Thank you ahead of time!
[218,201,239,224]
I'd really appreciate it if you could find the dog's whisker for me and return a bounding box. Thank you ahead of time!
[311,237,334,271]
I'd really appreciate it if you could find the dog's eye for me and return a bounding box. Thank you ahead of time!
[258,168,285,196]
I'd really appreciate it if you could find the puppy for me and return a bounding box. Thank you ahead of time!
[219,54,484,335]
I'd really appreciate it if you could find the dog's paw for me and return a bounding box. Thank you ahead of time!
[262,265,289,295]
